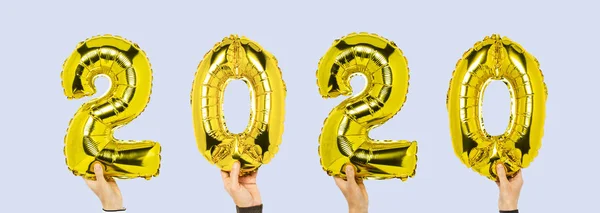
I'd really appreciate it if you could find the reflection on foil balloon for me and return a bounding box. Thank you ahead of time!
[317,32,418,180]
[62,35,161,180]
[447,34,547,181]
[191,35,286,175]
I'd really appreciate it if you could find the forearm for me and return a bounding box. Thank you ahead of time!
[349,208,368,213]
[236,204,263,213]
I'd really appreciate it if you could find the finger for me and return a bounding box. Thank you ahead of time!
[230,161,240,184]
[220,170,231,191]
[83,177,95,187]
[108,180,119,188]
[514,169,522,178]
[496,163,509,185]
[358,181,367,192]
[106,176,116,183]
[333,176,346,190]
[221,170,229,180]
[93,163,106,183]
[346,165,357,186]
[249,170,258,179]
[512,170,523,184]
[356,177,364,184]
[108,180,120,193]
[240,171,258,184]
[360,183,368,199]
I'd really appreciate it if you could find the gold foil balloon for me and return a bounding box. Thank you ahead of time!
[191,35,286,174]
[447,34,547,181]
[317,32,418,180]
[62,35,161,180]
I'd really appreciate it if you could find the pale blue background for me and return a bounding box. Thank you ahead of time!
[0,0,598,212]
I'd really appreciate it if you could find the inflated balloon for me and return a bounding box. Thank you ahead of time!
[317,32,418,180]
[447,34,547,181]
[191,35,286,174]
[62,35,161,180]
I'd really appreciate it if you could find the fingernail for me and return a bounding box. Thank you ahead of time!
[497,164,503,169]
[346,165,352,173]
[94,163,101,170]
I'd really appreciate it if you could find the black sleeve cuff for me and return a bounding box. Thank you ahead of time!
[103,208,126,212]
[236,204,263,213]
[500,210,518,213]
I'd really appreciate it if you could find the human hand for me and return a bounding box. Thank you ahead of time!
[221,161,262,208]
[334,165,368,213]
[84,163,124,211]
[496,164,523,211]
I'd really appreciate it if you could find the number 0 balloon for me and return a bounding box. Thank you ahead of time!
[62,35,161,180]
[447,34,547,180]
[317,33,418,180]
[191,35,286,174]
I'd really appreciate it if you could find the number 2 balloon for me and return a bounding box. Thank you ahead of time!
[316,33,418,180]
[62,35,161,180]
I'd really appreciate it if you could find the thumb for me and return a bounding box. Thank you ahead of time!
[496,163,509,185]
[93,163,107,183]
[230,161,240,185]
[346,165,357,185]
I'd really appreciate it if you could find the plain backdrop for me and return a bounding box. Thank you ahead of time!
[0,0,598,212]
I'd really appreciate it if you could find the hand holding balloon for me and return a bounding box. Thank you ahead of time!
[221,161,262,208]
[85,163,125,211]
[334,165,369,213]
[496,164,523,211]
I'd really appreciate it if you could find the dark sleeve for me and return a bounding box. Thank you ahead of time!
[236,204,263,213]
[500,210,518,213]
[102,208,126,212]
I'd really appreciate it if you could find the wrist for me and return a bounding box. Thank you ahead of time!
[234,195,261,208]
[348,204,368,213]
[235,200,262,208]
[499,200,517,211]
[101,199,124,211]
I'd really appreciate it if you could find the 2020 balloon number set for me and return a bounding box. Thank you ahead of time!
[62,33,547,182]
